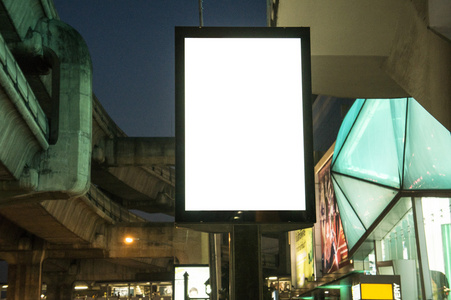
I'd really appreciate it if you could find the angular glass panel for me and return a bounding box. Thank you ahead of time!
[389,99,407,179]
[333,99,401,188]
[332,175,366,250]
[404,99,451,189]
[333,173,398,228]
[375,197,415,260]
[332,98,365,165]
[379,201,421,300]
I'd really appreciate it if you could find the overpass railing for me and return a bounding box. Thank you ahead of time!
[0,33,49,147]
[87,184,146,223]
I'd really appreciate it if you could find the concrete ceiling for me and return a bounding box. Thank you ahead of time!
[275,0,451,132]
[276,0,411,99]
[429,0,451,40]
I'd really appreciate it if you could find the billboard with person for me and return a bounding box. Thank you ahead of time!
[318,155,348,274]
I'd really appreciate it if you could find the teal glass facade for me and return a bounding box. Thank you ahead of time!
[331,98,451,250]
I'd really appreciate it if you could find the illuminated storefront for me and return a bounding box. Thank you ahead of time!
[292,98,451,300]
[290,228,315,288]
[72,281,172,299]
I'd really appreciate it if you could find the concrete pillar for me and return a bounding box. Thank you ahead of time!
[44,274,74,300]
[33,17,92,198]
[7,263,41,299]
[6,250,45,300]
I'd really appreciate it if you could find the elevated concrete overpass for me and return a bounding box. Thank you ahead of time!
[0,1,207,299]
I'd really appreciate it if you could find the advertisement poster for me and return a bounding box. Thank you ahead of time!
[318,156,348,274]
[291,228,314,288]
[174,265,209,300]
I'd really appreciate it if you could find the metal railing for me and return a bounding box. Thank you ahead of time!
[145,165,175,187]
[0,33,49,140]
[86,184,145,223]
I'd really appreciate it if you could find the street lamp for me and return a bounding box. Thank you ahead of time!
[124,236,136,244]
[123,236,171,247]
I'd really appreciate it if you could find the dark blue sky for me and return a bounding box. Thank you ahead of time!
[53,0,267,137]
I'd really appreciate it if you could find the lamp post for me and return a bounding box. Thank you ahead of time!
[184,272,189,300]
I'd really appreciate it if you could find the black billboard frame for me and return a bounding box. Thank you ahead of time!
[175,26,315,228]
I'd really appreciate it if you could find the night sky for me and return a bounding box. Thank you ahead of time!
[52,0,267,137]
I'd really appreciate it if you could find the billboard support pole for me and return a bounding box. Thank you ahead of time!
[230,225,262,300]
[208,233,219,300]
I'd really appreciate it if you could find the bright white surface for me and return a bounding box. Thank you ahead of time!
[174,266,210,300]
[184,37,305,211]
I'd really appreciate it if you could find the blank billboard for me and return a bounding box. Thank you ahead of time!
[175,27,314,224]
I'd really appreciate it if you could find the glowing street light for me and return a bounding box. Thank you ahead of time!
[124,236,138,244]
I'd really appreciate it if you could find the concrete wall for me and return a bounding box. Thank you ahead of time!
[275,0,451,131]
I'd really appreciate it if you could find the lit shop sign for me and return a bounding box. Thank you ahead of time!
[290,228,314,288]
[174,265,210,300]
[175,27,314,224]
[352,282,402,300]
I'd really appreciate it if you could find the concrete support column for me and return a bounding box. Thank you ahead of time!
[7,264,41,299]
[45,275,74,300]
[7,252,45,300]
[230,225,262,300]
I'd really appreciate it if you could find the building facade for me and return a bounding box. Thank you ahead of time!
[269,1,451,299]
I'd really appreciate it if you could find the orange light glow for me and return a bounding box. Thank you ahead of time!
[124,237,134,244]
